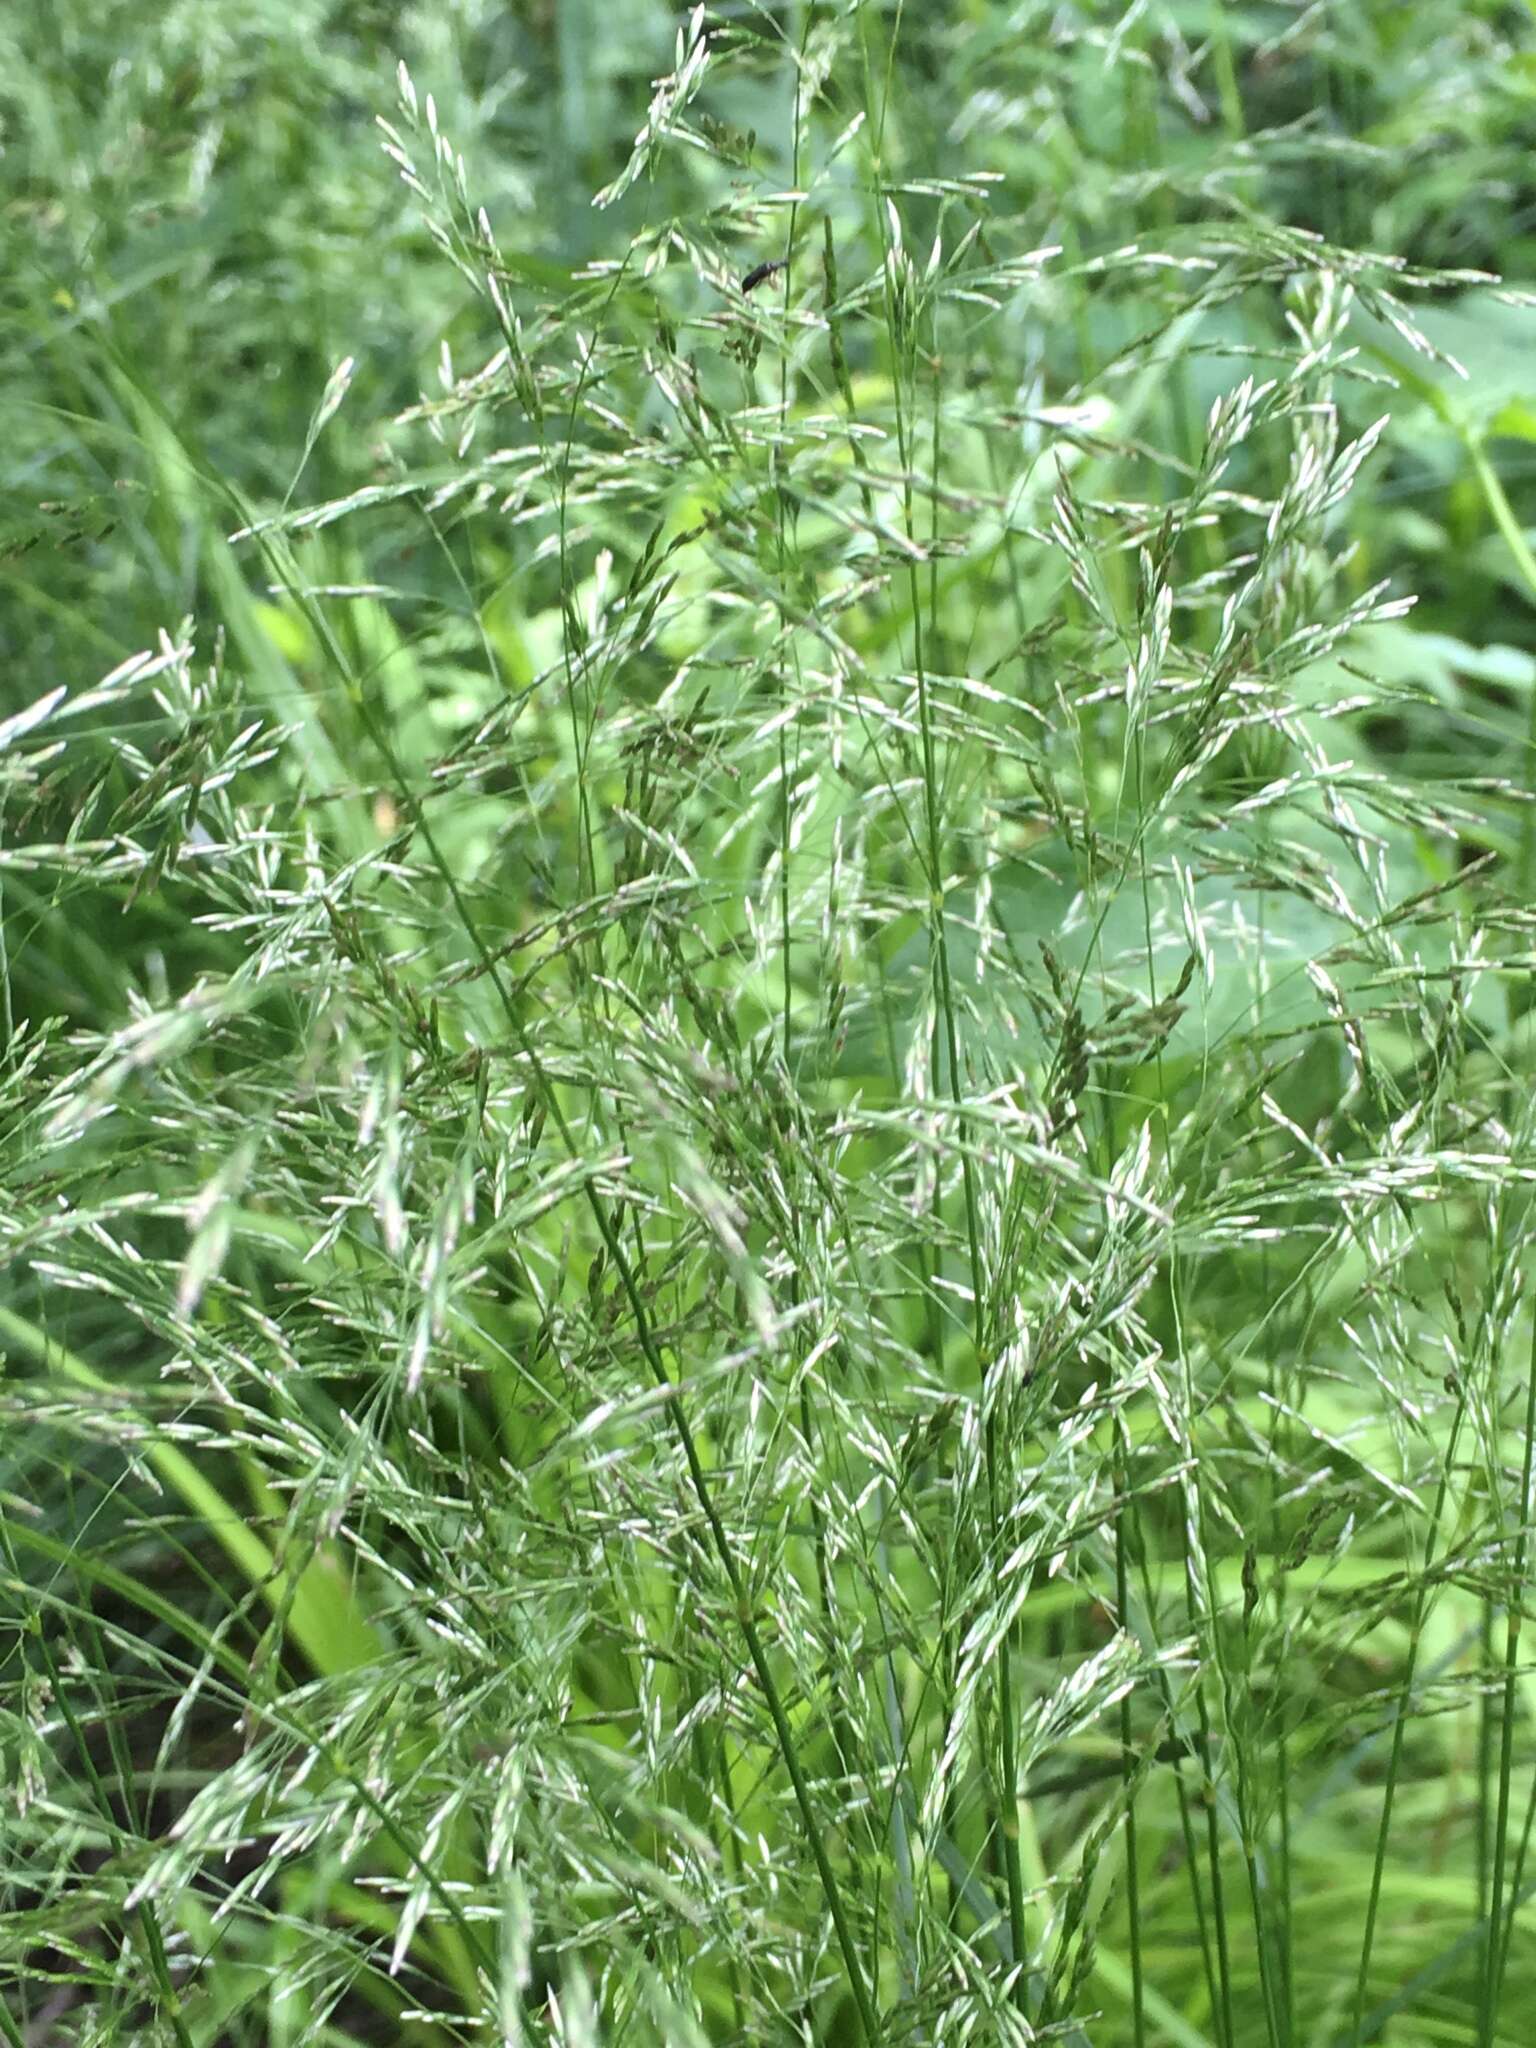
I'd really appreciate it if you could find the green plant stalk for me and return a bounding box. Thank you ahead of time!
[712,1726,750,2034]
[1115,1424,1147,2048]
[853,0,1030,1970]
[922,559,1030,2005]
[1499,1746,1536,1980]
[1123,716,1167,2048]
[1114,1322,1224,2030]
[1176,1361,1237,2048]
[770,15,874,1932]
[1459,421,1536,2043]
[1273,1592,1296,2026]
[1350,1386,1470,2045]
[1125,709,1233,2047]
[1243,1839,1286,2048]
[1477,1594,1495,2032]
[1210,1560,1284,2048]
[894,310,1031,2006]
[1486,1304,1536,2015]
[1268,1257,1297,2034]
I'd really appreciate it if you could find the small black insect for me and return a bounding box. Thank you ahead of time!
[739,258,788,294]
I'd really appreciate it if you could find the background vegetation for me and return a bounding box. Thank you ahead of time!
[6,3,1536,2042]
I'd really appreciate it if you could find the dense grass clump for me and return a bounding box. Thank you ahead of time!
[5,5,1536,2044]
